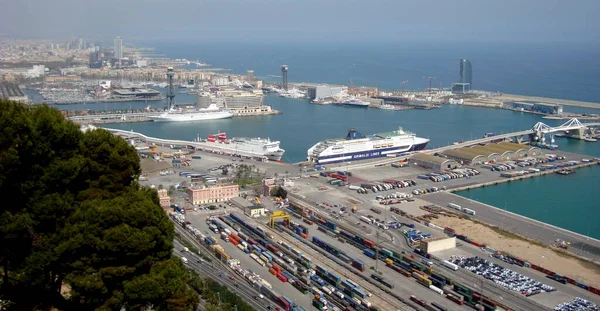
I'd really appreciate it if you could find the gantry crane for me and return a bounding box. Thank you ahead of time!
[269,211,291,228]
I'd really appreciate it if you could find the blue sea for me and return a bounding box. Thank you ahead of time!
[137,40,600,103]
[65,40,600,238]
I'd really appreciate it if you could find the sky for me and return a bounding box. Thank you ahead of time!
[1,0,599,44]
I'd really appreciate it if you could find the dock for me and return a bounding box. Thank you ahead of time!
[67,108,281,125]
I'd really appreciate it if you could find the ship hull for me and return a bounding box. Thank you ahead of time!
[309,142,428,164]
[150,111,233,122]
[344,103,370,107]
[265,150,285,161]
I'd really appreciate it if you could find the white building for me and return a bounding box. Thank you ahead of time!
[113,36,123,59]
[24,65,46,78]
[135,60,147,67]
[307,85,346,100]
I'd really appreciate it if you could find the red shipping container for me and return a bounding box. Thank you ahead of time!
[272,264,282,273]
[277,297,290,311]
[276,273,288,283]
[269,268,277,275]
[301,233,308,239]
[363,239,375,248]
[230,239,239,246]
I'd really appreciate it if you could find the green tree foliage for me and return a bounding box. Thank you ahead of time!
[274,187,288,199]
[0,100,196,309]
[234,164,260,187]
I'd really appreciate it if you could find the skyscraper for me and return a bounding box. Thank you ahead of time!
[113,36,123,59]
[460,58,472,87]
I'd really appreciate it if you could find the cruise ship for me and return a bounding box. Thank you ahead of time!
[150,104,233,122]
[307,127,429,164]
[204,133,285,161]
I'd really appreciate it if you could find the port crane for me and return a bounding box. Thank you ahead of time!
[423,76,436,94]
[348,79,358,96]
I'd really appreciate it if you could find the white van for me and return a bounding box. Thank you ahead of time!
[181,257,188,264]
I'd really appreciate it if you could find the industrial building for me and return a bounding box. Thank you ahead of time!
[443,142,542,164]
[307,85,346,100]
[420,237,456,253]
[410,154,458,171]
[506,102,563,115]
[245,205,265,217]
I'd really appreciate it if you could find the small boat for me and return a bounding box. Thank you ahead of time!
[377,104,397,110]
[556,169,575,175]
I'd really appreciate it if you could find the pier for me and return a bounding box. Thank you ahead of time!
[67,108,281,124]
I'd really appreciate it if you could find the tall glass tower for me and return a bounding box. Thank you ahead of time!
[460,58,472,86]
[113,36,123,59]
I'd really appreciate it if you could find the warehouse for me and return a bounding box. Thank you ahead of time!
[443,149,487,165]
[410,154,458,171]
[497,142,539,157]
[468,145,503,162]
[477,144,516,161]
[420,236,456,253]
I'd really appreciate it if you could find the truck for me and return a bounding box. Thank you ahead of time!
[221,232,230,241]
[181,257,188,264]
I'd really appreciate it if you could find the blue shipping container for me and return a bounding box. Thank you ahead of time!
[363,249,376,258]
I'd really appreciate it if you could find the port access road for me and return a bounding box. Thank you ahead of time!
[419,191,600,262]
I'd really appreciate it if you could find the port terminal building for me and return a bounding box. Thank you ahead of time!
[187,184,240,205]
[410,153,459,171]
[441,142,542,164]
[307,85,346,100]
[505,101,563,115]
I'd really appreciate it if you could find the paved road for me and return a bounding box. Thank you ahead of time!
[420,191,600,261]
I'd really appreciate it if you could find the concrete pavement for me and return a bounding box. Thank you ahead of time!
[419,191,600,261]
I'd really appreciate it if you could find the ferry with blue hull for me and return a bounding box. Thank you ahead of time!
[307,127,429,164]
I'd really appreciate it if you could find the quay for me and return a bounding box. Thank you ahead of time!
[67,108,281,124]
[121,126,600,309]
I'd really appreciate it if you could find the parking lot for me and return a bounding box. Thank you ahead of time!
[449,256,556,297]
[554,297,599,311]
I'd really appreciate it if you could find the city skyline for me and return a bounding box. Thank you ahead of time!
[0,0,599,44]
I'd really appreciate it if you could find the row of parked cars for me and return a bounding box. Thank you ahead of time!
[554,297,599,311]
[450,256,556,297]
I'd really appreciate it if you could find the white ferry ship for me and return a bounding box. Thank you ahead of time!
[150,104,232,122]
[204,133,285,161]
[307,127,429,164]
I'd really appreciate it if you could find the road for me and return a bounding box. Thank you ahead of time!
[419,191,600,261]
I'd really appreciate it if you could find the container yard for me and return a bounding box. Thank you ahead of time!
[141,131,600,310]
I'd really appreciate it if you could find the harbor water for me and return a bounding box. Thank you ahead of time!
[96,95,600,239]
[46,40,600,239]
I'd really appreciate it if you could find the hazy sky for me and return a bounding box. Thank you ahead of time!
[1,0,599,43]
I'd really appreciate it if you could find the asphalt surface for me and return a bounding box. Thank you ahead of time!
[419,191,600,261]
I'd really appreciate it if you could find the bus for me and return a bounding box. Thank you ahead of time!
[463,208,476,216]
[448,203,462,211]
